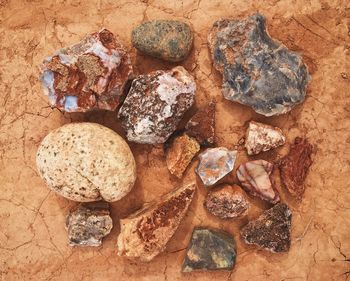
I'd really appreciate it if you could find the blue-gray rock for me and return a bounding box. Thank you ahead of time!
[182,227,236,272]
[132,20,193,62]
[208,14,310,116]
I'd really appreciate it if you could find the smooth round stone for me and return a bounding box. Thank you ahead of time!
[132,20,193,62]
[36,123,136,202]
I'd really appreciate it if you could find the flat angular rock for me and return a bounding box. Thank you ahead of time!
[182,227,236,272]
[117,182,196,262]
[65,201,113,247]
[40,29,133,112]
[132,20,193,62]
[240,203,292,252]
[245,121,286,155]
[166,134,200,178]
[237,160,280,203]
[196,147,237,186]
[279,137,313,199]
[118,66,196,144]
[208,13,310,116]
[185,102,216,146]
[204,184,249,219]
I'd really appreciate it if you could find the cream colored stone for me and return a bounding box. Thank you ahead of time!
[36,123,136,202]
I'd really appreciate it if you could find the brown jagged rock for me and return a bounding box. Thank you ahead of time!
[40,29,133,112]
[117,182,196,262]
[279,137,313,199]
[166,134,200,178]
[240,203,292,252]
[204,184,249,219]
[185,102,216,146]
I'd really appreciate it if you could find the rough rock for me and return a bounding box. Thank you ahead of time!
[237,160,280,203]
[185,102,216,146]
[65,201,113,247]
[132,20,193,62]
[208,13,310,116]
[245,121,286,155]
[40,29,133,112]
[279,137,313,199]
[166,134,200,178]
[118,66,196,144]
[36,123,136,202]
[240,203,292,252]
[117,182,196,262]
[182,227,236,272]
[196,147,237,186]
[204,184,249,219]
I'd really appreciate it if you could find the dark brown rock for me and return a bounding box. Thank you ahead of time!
[240,203,292,252]
[185,102,216,146]
[40,29,133,112]
[204,184,249,219]
[279,137,313,199]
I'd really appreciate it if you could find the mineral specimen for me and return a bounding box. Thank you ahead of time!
[185,102,216,146]
[66,201,113,247]
[245,121,286,155]
[132,20,193,62]
[204,184,249,219]
[166,134,200,178]
[196,148,237,186]
[279,137,313,199]
[182,227,236,272]
[208,13,310,116]
[236,160,280,203]
[117,182,196,262]
[40,29,133,112]
[240,203,292,252]
[118,66,196,144]
[36,123,136,202]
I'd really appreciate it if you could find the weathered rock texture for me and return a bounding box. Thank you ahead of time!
[166,134,200,178]
[204,184,249,219]
[36,123,136,202]
[279,137,313,199]
[208,13,310,116]
[237,160,280,203]
[132,20,193,62]
[40,29,133,112]
[196,147,237,186]
[245,121,286,155]
[185,102,216,146]
[117,182,196,262]
[118,66,196,144]
[182,227,236,272]
[240,203,292,253]
[65,201,112,246]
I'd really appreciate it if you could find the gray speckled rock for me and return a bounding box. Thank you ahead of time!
[132,20,193,62]
[208,13,310,116]
[182,227,236,272]
[118,66,196,144]
[66,201,113,247]
[36,123,136,202]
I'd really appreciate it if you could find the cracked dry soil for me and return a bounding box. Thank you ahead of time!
[0,0,349,280]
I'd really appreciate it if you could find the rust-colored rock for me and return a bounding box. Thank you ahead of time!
[40,29,133,112]
[204,184,249,219]
[117,182,196,262]
[166,134,200,178]
[279,137,313,199]
[185,102,216,146]
[237,160,280,204]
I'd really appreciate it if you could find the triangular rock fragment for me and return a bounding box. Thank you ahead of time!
[117,182,196,262]
[182,227,236,272]
[240,203,292,252]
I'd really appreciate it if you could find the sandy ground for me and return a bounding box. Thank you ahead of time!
[0,0,349,280]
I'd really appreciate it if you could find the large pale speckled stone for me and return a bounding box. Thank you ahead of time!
[36,123,136,202]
